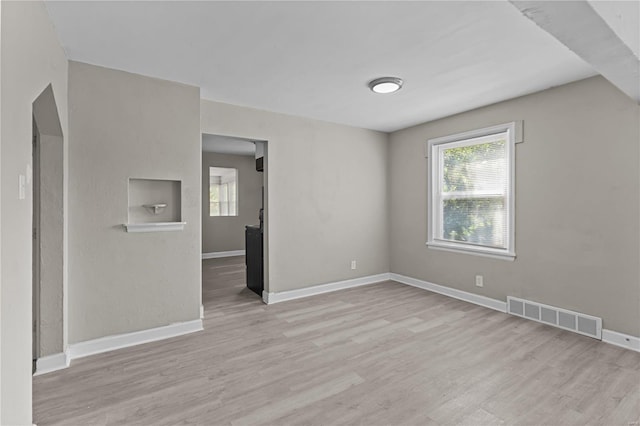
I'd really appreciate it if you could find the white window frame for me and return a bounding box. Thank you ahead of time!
[427,122,516,260]
[209,167,238,217]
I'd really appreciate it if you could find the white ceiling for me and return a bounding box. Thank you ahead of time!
[587,1,639,60]
[511,1,639,103]
[44,1,598,132]
[202,134,256,156]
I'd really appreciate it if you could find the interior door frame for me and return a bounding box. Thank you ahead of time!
[32,117,41,372]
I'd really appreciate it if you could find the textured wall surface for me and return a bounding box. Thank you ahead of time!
[68,62,201,343]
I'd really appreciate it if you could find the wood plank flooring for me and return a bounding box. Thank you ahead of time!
[33,256,640,425]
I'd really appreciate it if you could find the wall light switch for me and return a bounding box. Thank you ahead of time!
[19,174,26,200]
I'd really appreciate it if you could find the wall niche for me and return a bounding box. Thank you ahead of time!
[124,178,185,232]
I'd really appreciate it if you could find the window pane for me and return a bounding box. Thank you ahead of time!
[209,183,220,216]
[210,184,220,202]
[229,181,237,202]
[442,197,506,248]
[439,137,508,249]
[220,183,229,203]
[210,202,220,216]
[443,140,506,195]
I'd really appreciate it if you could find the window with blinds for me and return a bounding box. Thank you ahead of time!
[210,167,238,217]
[427,123,516,259]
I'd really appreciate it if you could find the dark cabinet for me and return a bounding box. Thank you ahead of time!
[245,225,263,296]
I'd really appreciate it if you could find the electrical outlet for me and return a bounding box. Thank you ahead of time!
[351,260,357,270]
[475,275,483,287]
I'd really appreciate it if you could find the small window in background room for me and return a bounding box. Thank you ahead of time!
[210,167,238,216]
[427,122,516,259]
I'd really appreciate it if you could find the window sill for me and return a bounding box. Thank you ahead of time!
[426,242,515,261]
[123,222,186,233]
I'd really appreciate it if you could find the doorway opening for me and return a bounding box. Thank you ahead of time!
[32,84,64,374]
[201,134,268,316]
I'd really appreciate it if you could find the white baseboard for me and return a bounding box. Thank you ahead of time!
[202,250,245,259]
[389,273,507,313]
[262,273,391,304]
[602,329,640,352]
[67,319,203,360]
[34,274,639,379]
[34,319,203,375]
[33,351,70,376]
[391,273,640,353]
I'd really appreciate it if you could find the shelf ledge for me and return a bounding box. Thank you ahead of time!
[123,222,186,233]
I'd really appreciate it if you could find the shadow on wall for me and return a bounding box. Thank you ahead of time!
[32,84,65,368]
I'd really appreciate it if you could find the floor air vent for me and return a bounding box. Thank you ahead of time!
[507,296,602,340]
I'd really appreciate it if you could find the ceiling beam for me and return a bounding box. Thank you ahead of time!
[510,0,639,104]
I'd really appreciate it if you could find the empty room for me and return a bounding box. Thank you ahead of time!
[1,1,639,425]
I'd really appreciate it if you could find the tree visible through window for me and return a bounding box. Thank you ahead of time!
[210,167,237,216]
[442,140,506,247]
[428,123,516,258]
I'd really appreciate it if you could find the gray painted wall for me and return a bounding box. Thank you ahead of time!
[202,152,262,253]
[68,61,201,343]
[0,1,69,423]
[389,76,640,336]
[201,100,390,293]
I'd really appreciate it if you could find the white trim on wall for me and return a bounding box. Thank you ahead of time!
[33,273,639,377]
[602,329,640,352]
[123,222,186,233]
[262,273,391,304]
[391,273,640,353]
[67,319,203,360]
[426,121,517,261]
[202,250,246,259]
[389,273,507,313]
[34,319,203,375]
[33,352,70,376]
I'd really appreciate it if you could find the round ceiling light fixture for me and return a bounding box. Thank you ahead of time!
[368,77,403,94]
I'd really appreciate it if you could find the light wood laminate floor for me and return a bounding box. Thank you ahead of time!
[34,256,640,425]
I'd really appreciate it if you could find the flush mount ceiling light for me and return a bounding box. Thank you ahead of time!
[368,77,403,94]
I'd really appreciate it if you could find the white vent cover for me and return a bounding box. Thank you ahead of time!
[507,296,602,340]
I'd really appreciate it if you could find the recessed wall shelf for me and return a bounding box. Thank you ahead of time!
[125,178,184,233]
[123,222,186,233]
